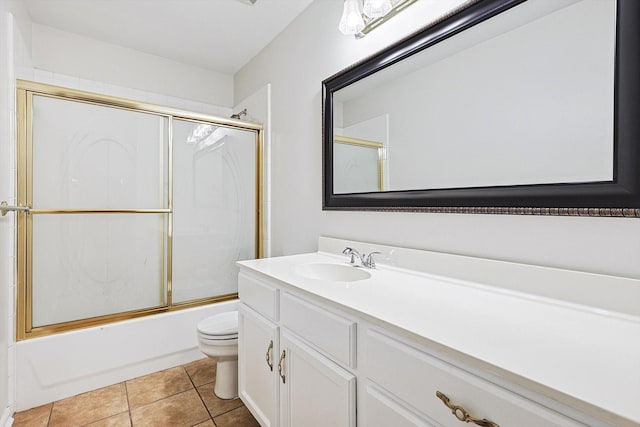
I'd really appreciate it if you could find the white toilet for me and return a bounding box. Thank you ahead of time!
[197,311,239,399]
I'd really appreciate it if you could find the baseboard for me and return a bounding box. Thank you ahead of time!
[0,406,13,427]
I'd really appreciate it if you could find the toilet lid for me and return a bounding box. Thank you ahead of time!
[197,311,238,337]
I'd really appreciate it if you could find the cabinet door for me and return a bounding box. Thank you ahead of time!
[279,331,356,427]
[238,303,279,427]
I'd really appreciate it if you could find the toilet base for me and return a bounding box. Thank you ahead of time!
[214,359,238,399]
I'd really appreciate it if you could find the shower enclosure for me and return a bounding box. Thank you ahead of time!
[15,80,262,340]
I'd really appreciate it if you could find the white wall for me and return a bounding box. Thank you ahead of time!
[234,84,272,257]
[32,23,234,106]
[0,1,32,424]
[0,9,14,426]
[234,0,640,279]
[5,0,31,68]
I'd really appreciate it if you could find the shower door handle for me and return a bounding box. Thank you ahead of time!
[265,340,274,371]
[0,201,30,216]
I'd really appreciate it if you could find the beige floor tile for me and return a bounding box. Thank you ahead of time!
[184,357,217,387]
[48,383,128,427]
[13,403,52,427]
[85,411,131,427]
[193,421,215,427]
[130,389,210,427]
[213,406,259,427]
[126,366,193,408]
[196,383,243,417]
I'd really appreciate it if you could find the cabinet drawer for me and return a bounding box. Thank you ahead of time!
[364,328,585,427]
[280,292,356,368]
[363,382,436,427]
[239,272,278,321]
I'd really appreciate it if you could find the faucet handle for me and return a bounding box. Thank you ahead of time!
[342,247,363,265]
[364,252,382,268]
[342,247,356,265]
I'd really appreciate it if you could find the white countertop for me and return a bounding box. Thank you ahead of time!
[238,251,640,426]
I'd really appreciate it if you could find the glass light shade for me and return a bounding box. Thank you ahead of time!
[363,0,392,18]
[339,0,365,35]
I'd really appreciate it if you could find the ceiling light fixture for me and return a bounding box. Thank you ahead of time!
[363,0,392,18]
[338,0,365,36]
[339,0,418,38]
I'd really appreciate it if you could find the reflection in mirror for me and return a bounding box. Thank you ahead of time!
[333,0,616,193]
[333,136,384,193]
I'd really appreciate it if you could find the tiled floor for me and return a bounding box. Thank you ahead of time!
[13,358,260,427]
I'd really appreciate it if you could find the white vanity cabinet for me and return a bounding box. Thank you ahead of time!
[238,271,356,427]
[238,246,636,427]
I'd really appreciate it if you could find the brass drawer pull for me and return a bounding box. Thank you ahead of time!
[436,391,499,427]
[278,350,286,384]
[265,340,274,371]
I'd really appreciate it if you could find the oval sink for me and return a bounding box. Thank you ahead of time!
[294,263,371,282]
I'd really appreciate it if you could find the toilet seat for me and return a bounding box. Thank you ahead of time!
[197,311,238,340]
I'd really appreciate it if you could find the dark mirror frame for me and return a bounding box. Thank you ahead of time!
[322,0,640,217]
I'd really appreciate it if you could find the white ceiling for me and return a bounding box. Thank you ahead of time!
[24,0,315,74]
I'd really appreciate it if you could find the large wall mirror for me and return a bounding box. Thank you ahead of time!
[322,0,640,216]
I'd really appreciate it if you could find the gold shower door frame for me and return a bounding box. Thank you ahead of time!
[16,80,264,340]
[334,135,385,191]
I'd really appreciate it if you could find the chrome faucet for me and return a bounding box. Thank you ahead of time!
[342,247,381,269]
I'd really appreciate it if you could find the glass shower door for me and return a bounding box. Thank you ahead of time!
[16,80,263,339]
[28,94,170,328]
[171,119,257,304]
